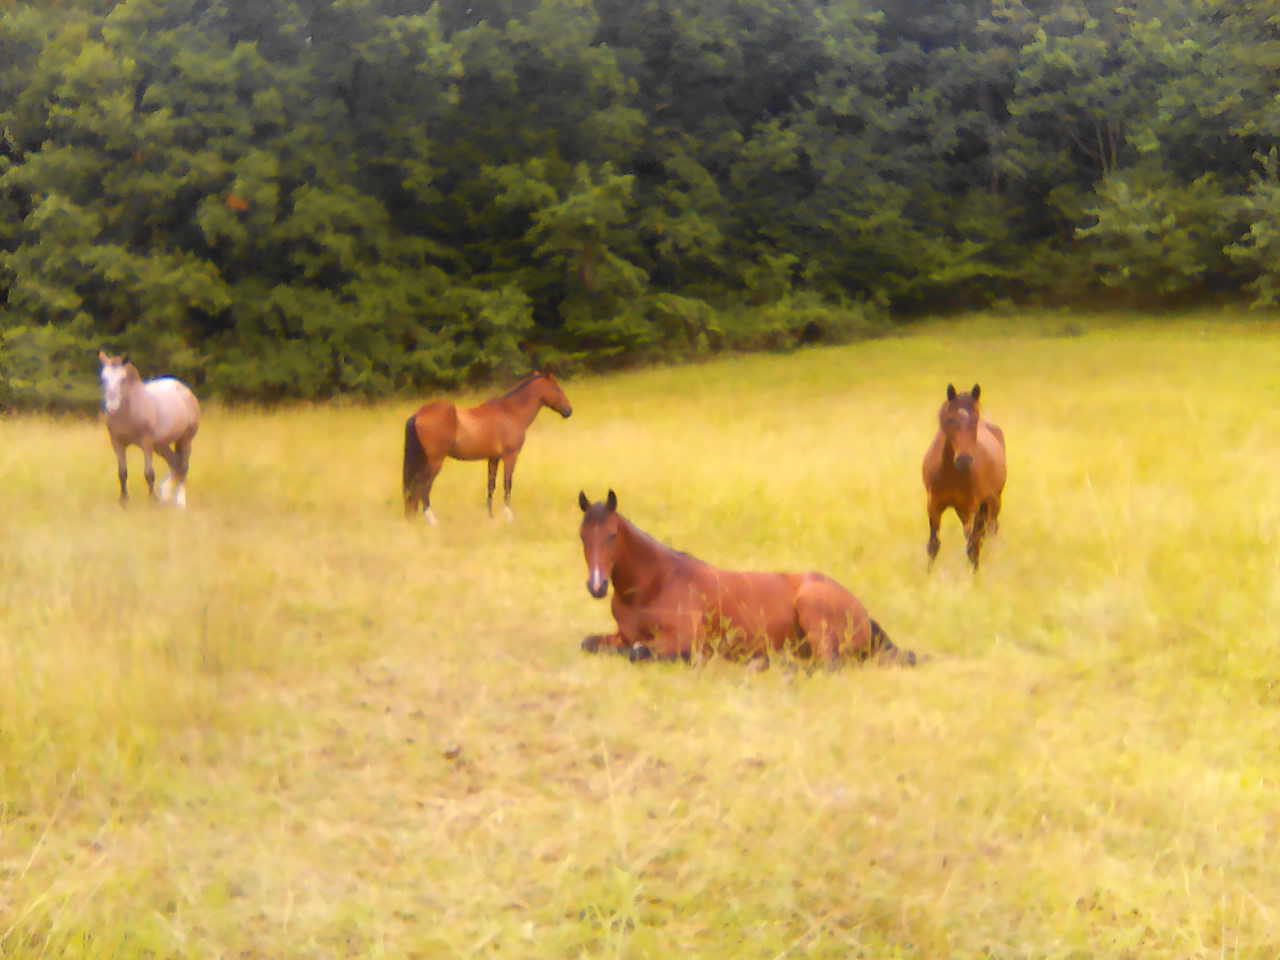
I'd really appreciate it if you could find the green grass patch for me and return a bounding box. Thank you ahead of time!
[3,309,1279,957]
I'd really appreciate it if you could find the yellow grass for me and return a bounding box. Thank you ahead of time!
[3,309,1280,958]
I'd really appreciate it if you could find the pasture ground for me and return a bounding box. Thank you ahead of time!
[2,310,1279,958]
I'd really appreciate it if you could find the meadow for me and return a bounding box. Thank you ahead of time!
[2,310,1279,958]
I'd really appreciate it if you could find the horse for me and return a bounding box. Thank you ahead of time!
[577,490,915,668]
[402,371,573,523]
[98,351,201,507]
[922,383,1007,570]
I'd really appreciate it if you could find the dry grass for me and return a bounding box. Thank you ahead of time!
[3,309,1280,958]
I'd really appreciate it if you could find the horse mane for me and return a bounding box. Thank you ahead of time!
[620,513,697,565]
[489,372,543,403]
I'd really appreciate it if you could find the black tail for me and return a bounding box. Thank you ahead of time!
[870,619,916,666]
[403,414,425,510]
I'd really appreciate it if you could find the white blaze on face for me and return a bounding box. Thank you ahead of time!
[101,364,126,413]
[587,565,609,596]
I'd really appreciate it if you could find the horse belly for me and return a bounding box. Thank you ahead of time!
[449,410,501,460]
[978,427,1007,492]
[701,571,798,657]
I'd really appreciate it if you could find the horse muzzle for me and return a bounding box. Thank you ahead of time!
[953,454,974,472]
[586,570,609,598]
[559,406,573,419]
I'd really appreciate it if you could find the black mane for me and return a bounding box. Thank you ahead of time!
[492,372,541,402]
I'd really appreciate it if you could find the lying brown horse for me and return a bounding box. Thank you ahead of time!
[403,371,572,523]
[578,490,915,667]
[922,383,1007,570]
[99,351,201,507]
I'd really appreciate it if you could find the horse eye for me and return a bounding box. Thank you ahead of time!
[606,533,618,542]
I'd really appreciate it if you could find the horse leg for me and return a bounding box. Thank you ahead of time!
[486,458,499,519]
[420,459,445,525]
[141,441,158,501]
[926,499,944,568]
[627,619,689,664]
[629,636,689,663]
[154,444,178,502]
[806,621,841,668]
[501,452,517,522]
[581,632,627,654]
[966,503,988,570]
[795,584,855,669]
[171,437,192,508]
[986,493,1002,536]
[113,440,129,505]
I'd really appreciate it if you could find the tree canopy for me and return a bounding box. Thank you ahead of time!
[2,0,1277,407]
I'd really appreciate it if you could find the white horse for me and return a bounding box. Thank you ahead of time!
[99,351,201,507]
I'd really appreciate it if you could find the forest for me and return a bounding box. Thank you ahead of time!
[1,0,1278,407]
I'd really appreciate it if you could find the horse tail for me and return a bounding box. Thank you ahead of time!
[403,413,426,513]
[870,619,917,667]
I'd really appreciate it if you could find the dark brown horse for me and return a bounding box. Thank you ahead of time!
[922,383,1007,570]
[578,490,915,667]
[403,372,572,523]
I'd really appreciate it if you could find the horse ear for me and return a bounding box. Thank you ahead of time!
[578,491,590,513]
[606,489,617,512]
[971,384,981,401]
[125,362,141,382]
[946,384,957,401]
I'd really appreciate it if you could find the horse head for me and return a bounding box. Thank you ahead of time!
[939,383,982,472]
[578,489,619,598]
[536,371,573,418]
[99,351,140,414]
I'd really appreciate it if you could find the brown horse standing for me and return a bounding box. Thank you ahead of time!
[98,352,201,507]
[922,383,1007,570]
[578,490,915,667]
[403,372,572,523]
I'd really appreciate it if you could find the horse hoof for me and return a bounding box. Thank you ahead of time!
[424,508,438,526]
[581,635,601,653]
[503,506,514,523]
[628,644,653,663]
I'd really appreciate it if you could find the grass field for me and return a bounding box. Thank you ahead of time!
[3,309,1280,958]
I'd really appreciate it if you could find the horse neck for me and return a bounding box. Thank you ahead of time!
[110,378,154,427]
[612,516,668,596]
[495,379,546,427]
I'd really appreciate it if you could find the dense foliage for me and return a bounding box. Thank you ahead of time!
[1,0,1277,406]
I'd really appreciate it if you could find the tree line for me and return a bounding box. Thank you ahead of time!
[2,0,1277,408]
